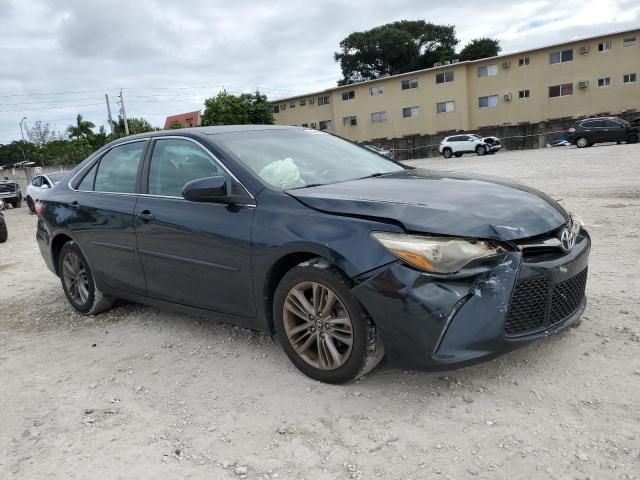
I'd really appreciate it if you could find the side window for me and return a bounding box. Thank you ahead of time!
[148,139,229,197]
[32,176,43,187]
[77,162,98,191]
[94,142,145,193]
[603,119,622,128]
[581,120,603,128]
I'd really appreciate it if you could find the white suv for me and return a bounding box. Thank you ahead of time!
[439,134,501,158]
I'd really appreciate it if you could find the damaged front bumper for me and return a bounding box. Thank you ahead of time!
[352,232,590,370]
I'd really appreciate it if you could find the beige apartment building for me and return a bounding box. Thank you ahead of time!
[271,28,640,142]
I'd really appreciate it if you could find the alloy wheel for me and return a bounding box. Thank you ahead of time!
[62,252,90,305]
[283,281,353,370]
[576,137,588,148]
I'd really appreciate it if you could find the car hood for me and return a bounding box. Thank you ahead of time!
[287,169,568,241]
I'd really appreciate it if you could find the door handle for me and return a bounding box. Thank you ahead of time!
[69,201,80,210]
[137,210,155,222]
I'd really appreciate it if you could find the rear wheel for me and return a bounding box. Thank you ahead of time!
[454,152,463,158]
[58,241,115,315]
[442,148,453,159]
[475,145,486,156]
[576,136,589,148]
[0,215,7,243]
[627,133,639,144]
[273,259,384,384]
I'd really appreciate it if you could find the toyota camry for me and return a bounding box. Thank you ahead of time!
[36,126,590,384]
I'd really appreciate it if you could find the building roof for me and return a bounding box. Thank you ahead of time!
[163,110,201,129]
[270,27,640,103]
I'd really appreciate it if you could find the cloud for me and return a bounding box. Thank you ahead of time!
[0,0,638,143]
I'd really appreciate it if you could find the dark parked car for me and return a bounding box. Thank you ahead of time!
[567,116,639,147]
[0,175,23,208]
[0,200,7,243]
[36,126,590,384]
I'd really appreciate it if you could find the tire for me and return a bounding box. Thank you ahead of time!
[475,145,486,156]
[11,198,21,208]
[575,136,589,148]
[26,196,35,213]
[0,216,7,243]
[273,258,385,384]
[58,241,115,315]
[454,152,463,158]
[627,133,639,144]
[442,148,453,159]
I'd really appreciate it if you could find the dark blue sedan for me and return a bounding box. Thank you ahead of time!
[36,126,590,383]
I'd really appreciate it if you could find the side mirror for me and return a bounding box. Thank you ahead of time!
[41,183,50,189]
[182,176,229,202]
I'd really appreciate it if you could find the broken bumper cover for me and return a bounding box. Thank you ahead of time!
[352,232,590,370]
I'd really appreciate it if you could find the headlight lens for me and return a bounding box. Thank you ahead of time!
[371,232,499,274]
[570,213,585,228]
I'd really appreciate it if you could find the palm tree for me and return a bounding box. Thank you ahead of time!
[67,114,96,139]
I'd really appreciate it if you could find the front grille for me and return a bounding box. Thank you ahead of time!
[549,268,588,325]
[505,268,587,336]
[0,183,16,193]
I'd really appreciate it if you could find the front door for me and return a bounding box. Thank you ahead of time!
[66,141,148,295]
[134,138,256,318]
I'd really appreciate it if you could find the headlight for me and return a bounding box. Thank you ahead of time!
[371,232,499,274]
[570,213,585,228]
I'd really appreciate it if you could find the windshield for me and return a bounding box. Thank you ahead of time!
[47,172,67,184]
[211,129,405,189]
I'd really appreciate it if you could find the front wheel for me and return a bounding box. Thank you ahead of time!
[58,241,115,315]
[26,196,35,213]
[476,145,486,156]
[273,259,384,384]
[575,136,589,148]
[11,198,22,208]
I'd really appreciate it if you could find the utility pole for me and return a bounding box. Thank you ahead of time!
[105,94,114,135]
[18,117,28,163]
[118,89,130,136]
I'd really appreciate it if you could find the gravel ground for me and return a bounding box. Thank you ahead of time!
[1,143,639,479]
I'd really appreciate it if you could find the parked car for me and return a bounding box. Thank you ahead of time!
[26,172,68,213]
[363,144,393,158]
[439,134,502,158]
[0,175,23,208]
[36,126,590,384]
[566,116,639,148]
[0,199,7,243]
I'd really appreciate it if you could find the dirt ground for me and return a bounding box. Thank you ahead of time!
[1,143,639,480]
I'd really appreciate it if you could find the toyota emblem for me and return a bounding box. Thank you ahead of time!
[559,225,577,251]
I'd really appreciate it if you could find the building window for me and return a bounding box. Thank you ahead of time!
[342,115,357,126]
[401,78,418,90]
[318,95,330,105]
[435,71,454,84]
[518,57,530,66]
[623,37,637,47]
[341,90,355,101]
[518,89,530,98]
[370,85,384,95]
[301,123,308,127]
[623,73,637,83]
[371,111,387,122]
[549,49,573,64]
[402,106,419,118]
[598,41,612,51]
[478,95,499,108]
[299,99,306,107]
[478,64,498,77]
[549,83,573,97]
[597,77,611,87]
[319,120,332,130]
[272,105,279,113]
[289,102,295,108]
[436,101,455,113]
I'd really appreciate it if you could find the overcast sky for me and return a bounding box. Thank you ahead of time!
[1,0,638,143]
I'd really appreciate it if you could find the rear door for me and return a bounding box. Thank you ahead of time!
[580,119,604,142]
[602,119,626,142]
[134,137,256,317]
[66,140,148,295]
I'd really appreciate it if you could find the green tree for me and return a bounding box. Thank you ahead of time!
[334,20,458,85]
[66,114,96,139]
[25,121,60,146]
[458,38,501,61]
[113,116,157,137]
[201,90,273,126]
